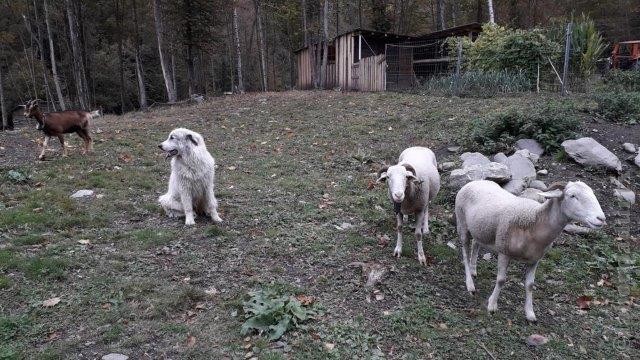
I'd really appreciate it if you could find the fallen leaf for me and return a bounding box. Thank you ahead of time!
[46,331,61,341]
[377,234,390,247]
[205,286,219,296]
[118,153,133,163]
[295,294,315,306]
[526,334,549,346]
[186,335,196,347]
[438,323,448,330]
[324,342,335,350]
[367,179,376,190]
[42,297,61,307]
[577,295,593,310]
[101,303,111,310]
[33,207,43,213]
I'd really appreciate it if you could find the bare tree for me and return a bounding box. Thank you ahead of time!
[436,0,445,30]
[65,0,89,108]
[233,4,244,94]
[44,0,66,110]
[488,0,495,24]
[152,0,178,102]
[0,66,6,129]
[29,1,55,111]
[115,0,126,112]
[255,0,267,91]
[320,0,328,88]
[301,0,308,46]
[132,0,147,109]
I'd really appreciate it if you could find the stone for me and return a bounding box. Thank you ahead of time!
[609,177,625,189]
[447,146,461,153]
[505,152,537,180]
[529,180,548,191]
[492,152,508,164]
[622,143,636,154]
[460,152,490,168]
[561,137,622,172]
[449,162,512,189]
[614,188,636,205]
[515,139,545,156]
[520,188,545,203]
[439,162,456,171]
[537,169,548,176]
[514,149,540,164]
[635,153,640,168]
[102,355,128,360]
[502,179,528,195]
[70,190,95,199]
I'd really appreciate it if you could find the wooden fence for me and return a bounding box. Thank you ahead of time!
[354,54,386,91]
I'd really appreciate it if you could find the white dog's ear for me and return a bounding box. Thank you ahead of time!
[186,133,198,146]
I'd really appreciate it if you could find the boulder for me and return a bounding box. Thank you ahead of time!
[514,149,540,164]
[614,188,636,205]
[515,138,545,156]
[622,143,636,154]
[520,188,545,203]
[529,180,548,191]
[102,355,129,360]
[447,146,461,153]
[492,152,508,164]
[439,162,456,171]
[635,153,640,168]
[561,137,622,172]
[460,152,490,168]
[71,190,95,199]
[449,162,512,189]
[502,179,528,195]
[537,169,548,176]
[505,152,537,181]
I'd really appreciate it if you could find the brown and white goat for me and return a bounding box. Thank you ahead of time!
[22,99,100,160]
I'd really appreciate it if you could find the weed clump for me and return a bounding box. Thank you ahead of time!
[593,91,640,124]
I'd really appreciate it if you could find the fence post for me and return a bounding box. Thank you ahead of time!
[454,39,463,96]
[561,22,572,96]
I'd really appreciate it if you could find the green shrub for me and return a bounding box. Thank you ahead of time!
[468,102,581,153]
[600,70,640,92]
[420,70,531,97]
[593,92,640,123]
[570,14,607,79]
[241,290,317,340]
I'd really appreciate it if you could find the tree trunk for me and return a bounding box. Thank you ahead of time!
[184,0,196,98]
[436,0,445,30]
[320,0,328,89]
[358,0,362,28]
[301,0,308,46]
[44,0,66,110]
[65,0,89,109]
[233,5,244,94]
[31,1,56,111]
[255,0,267,91]
[336,0,339,35]
[152,0,177,103]
[115,0,125,113]
[132,0,147,109]
[0,66,6,130]
[488,0,495,24]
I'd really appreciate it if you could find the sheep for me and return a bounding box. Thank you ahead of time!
[454,180,606,322]
[377,146,441,265]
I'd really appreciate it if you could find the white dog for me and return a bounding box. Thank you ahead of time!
[158,128,223,226]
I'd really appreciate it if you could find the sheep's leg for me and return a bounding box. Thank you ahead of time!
[415,209,428,265]
[180,191,196,226]
[57,135,67,157]
[487,253,510,313]
[470,240,480,277]
[39,136,50,160]
[205,187,223,223]
[524,261,540,323]
[459,229,476,294]
[393,212,403,258]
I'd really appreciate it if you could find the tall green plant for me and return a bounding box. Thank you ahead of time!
[571,14,607,79]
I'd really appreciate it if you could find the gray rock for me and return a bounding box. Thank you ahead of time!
[537,169,548,176]
[70,190,95,199]
[609,177,625,189]
[622,143,636,154]
[439,162,456,171]
[447,146,461,153]
[505,152,537,181]
[635,153,640,168]
[529,180,548,191]
[449,162,512,189]
[561,137,622,172]
[102,355,128,360]
[460,152,490,168]
[502,179,529,195]
[514,149,540,164]
[614,188,636,205]
[515,138,545,156]
[520,188,545,203]
[492,152,508,164]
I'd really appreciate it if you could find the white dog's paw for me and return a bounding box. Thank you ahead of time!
[211,214,223,223]
[185,217,196,226]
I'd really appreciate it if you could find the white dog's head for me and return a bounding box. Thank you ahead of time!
[158,128,206,159]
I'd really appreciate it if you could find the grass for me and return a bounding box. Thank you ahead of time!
[0,91,638,358]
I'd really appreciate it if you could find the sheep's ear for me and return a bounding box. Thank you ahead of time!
[539,189,563,199]
[376,166,389,183]
[402,164,417,181]
[186,133,198,146]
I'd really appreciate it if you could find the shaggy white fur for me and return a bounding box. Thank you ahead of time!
[158,128,222,226]
[455,180,605,322]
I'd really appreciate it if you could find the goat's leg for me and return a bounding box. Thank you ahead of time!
[487,253,510,313]
[205,186,223,223]
[180,191,196,226]
[470,240,480,277]
[459,229,476,294]
[415,209,428,265]
[57,135,67,157]
[524,261,540,322]
[77,130,92,154]
[393,212,403,258]
[39,136,50,160]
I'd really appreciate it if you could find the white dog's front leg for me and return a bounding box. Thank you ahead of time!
[180,191,196,225]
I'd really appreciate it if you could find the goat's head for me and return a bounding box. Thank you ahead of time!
[377,164,418,204]
[539,181,606,229]
[23,100,44,129]
[158,128,204,159]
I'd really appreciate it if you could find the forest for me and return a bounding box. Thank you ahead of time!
[0,0,638,120]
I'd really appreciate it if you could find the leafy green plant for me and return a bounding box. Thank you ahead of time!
[241,290,317,340]
[468,101,581,152]
[593,91,640,123]
[600,70,640,92]
[571,14,607,79]
[420,70,531,97]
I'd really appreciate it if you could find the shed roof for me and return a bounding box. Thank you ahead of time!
[294,28,414,53]
[410,23,483,41]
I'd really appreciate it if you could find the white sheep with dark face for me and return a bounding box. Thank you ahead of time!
[377,147,441,265]
[455,180,606,322]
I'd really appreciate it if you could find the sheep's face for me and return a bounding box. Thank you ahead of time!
[377,164,418,204]
[543,181,606,229]
[158,128,204,159]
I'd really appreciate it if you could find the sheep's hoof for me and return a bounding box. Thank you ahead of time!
[526,315,537,323]
[393,248,402,258]
[487,304,498,313]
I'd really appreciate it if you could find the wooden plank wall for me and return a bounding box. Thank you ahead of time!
[335,34,355,90]
[357,54,386,91]
[295,48,313,89]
